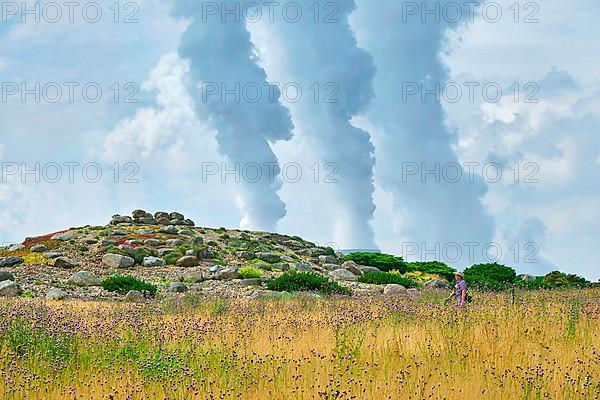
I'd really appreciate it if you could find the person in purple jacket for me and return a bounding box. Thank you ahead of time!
[446,272,467,307]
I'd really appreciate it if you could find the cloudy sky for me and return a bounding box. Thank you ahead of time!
[1,0,598,279]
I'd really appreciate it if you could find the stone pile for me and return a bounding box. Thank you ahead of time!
[110,210,195,227]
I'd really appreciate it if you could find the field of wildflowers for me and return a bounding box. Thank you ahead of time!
[1,289,599,399]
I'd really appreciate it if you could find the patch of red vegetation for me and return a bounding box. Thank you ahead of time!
[23,230,69,247]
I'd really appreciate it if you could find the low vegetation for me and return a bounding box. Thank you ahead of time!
[101,275,157,295]
[344,252,408,272]
[358,271,420,287]
[266,270,351,295]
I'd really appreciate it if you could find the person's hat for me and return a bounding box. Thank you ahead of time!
[455,271,464,277]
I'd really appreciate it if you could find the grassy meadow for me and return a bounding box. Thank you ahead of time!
[1,289,599,399]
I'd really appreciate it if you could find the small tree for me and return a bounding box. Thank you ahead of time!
[463,263,516,290]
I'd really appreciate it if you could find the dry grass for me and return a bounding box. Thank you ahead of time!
[1,289,599,399]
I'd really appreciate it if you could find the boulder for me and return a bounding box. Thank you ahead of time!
[156,217,170,225]
[291,262,312,272]
[183,219,195,227]
[46,288,67,300]
[0,271,15,282]
[154,211,169,220]
[124,290,144,302]
[191,236,204,245]
[424,279,450,289]
[0,280,22,297]
[51,232,75,241]
[102,254,135,269]
[68,271,102,286]
[43,251,63,259]
[359,266,381,274]
[142,256,166,267]
[342,260,362,276]
[329,269,358,281]
[110,215,133,225]
[169,282,188,293]
[158,225,178,234]
[322,263,341,271]
[101,239,119,247]
[165,239,184,247]
[383,284,407,296]
[8,244,24,251]
[176,256,199,267]
[238,278,263,286]
[236,251,255,260]
[107,229,128,236]
[520,274,536,281]
[178,229,194,236]
[30,244,48,253]
[83,238,98,245]
[169,212,184,220]
[136,229,154,235]
[215,268,242,280]
[319,255,337,265]
[0,256,24,268]
[157,248,176,257]
[144,239,161,247]
[256,252,281,263]
[132,209,147,218]
[54,257,79,269]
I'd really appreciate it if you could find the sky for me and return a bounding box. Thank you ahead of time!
[0,0,598,279]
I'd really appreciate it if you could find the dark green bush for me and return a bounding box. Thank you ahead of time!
[344,252,408,273]
[542,271,589,288]
[102,275,157,295]
[266,271,350,295]
[407,261,456,281]
[358,271,419,288]
[463,263,516,290]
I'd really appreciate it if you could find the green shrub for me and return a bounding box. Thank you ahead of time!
[102,275,157,295]
[407,261,456,281]
[515,276,545,289]
[239,266,263,279]
[163,252,183,265]
[344,252,408,273]
[463,263,516,290]
[358,271,419,287]
[266,271,350,295]
[543,271,589,288]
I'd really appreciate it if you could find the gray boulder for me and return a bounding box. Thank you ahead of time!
[169,282,188,293]
[342,260,363,276]
[424,279,450,289]
[0,271,15,281]
[43,251,63,259]
[176,256,199,267]
[46,288,67,300]
[0,280,22,297]
[102,254,134,269]
[110,215,133,225]
[165,238,184,247]
[51,232,75,241]
[136,228,154,235]
[54,257,79,269]
[215,268,242,280]
[144,239,161,247]
[157,248,176,257]
[106,229,128,236]
[101,239,119,247]
[383,284,407,296]
[329,269,358,281]
[238,278,263,286]
[30,244,48,253]
[359,266,381,274]
[124,290,144,302]
[83,238,98,245]
[322,263,341,271]
[158,225,178,234]
[236,250,255,260]
[143,256,166,267]
[8,243,24,251]
[256,252,281,263]
[191,236,204,245]
[291,262,312,272]
[319,255,337,265]
[170,212,184,220]
[68,271,102,286]
[0,256,24,268]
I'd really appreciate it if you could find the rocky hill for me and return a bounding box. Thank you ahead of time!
[0,210,448,301]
